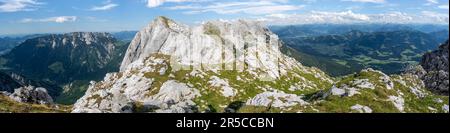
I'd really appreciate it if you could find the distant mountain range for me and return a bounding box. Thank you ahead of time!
[276,25,448,76]
[270,23,449,38]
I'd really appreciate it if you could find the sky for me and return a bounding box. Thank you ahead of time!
[0,0,448,35]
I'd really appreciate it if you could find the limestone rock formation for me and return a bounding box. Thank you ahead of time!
[420,40,449,95]
[9,86,54,105]
[72,16,332,113]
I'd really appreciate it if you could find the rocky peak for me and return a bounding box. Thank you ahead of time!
[120,17,286,80]
[420,40,449,95]
[73,17,333,113]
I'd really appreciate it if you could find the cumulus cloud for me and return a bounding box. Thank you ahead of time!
[341,0,385,3]
[20,16,77,23]
[0,0,43,12]
[260,10,448,25]
[167,1,304,15]
[262,10,371,24]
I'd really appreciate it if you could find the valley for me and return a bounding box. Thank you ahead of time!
[274,26,448,76]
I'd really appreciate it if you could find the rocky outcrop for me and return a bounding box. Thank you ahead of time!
[420,40,449,95]
[1,71,55,105]
[0,71,61,97]
[350,104,372,113]
[246,90,308,108]
[8,86,54,105]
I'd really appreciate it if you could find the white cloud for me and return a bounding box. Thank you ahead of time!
[168,1,304,15]
[0,0,43,12]
[261,10,448,25]
[425,0,438,6]
[427,0,438,4]
[263,10,371,24]
[90,0,118,11]
[91,3,118,11]
[341,0,386,3]
[421,11,448,23]
[147,0,203,8]
[20,16,77,23]
[438,4,449,9]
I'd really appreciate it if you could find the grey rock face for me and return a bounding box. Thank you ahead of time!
[146,80,200,113]
[9,86,54,104]
[72,16,333,113]
[420,40,449,95]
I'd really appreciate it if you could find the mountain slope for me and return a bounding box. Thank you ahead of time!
[0,34,48,55]
[421,40,449,95]
[0,71,61,97]
[1,71,71,112]
[0,94,70,113]
[0,32,129,104]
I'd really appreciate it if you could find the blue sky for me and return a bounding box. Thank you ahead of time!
[0,0,448,35]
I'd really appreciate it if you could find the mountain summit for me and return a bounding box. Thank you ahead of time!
[119,16,305,80]
[72,16,333,113]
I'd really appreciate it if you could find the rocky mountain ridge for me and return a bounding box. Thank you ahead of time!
[72,16,333,113]
[72,17,448,113]
[420,40,449,95]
